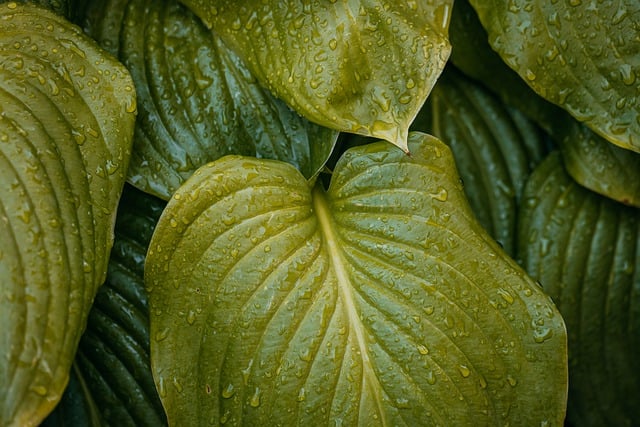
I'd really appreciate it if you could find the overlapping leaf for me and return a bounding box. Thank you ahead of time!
[424,67,549,255]
[81,0,338,200]
[518,152,640,427]
[468,0,640,152]
[449,0,640,207]
[0,3,136,425]
[179,0,452,153]
[146,132,567,426]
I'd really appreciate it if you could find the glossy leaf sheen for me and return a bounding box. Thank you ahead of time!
[468,0,640,152]
[146,133,567,426]
[0,3,136,425]
[518,152,640,427]
[179,0,452,152]
[449,0,640,207]
[82,0,338,200]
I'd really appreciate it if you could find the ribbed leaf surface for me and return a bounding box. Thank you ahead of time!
[0,3,136,425]
[146,132,567,426]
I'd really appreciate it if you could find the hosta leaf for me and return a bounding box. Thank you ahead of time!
[468,0,640,152]
[179,0,452,153]
[425,66,549,255]
[0,3,136,425]
[81,0,338,200]
[146,132,567,426]
[518,152,640,427]
[449,0,640,208]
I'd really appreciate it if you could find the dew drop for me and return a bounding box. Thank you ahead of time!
[30,385,48,396]
[222,383,235,398]
[417,344,429,355]
[250,387,261,407]
[297,387,306,402]
[458,365,471,378]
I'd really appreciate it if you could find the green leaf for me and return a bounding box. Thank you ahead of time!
[424,67,549,255]
[146,132,567,426]
[0,3,136,425]
[179,0,452,153]
[467,0,640,153]
[81,0,338,200]
[449,0,640,208]
[518,152,640,427]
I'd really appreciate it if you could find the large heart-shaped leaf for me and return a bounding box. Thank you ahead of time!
[179,0,452,153]
[0,3,136,425]
[146,132,567,426]
[81,0,338,200]
[518,152,640,427]
[449,0,640,208]
[468,0,640,153]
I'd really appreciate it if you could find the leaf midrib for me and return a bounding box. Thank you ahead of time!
[312,184,386,425]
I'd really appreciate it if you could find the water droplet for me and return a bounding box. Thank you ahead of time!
[430,188,448,202]
[426,370,437,385]
[506,375,518,387]
[417,344,429,355]
[497,289,515,305]
[458,365,471,378]
[250,387,261,407]
[533,327,553,343]
[329,38,338,50]
[297,387,306,402]
[222,383,235,398]
[525,69,536,81]
[30,385,48,396]
[186,310,196,325]
[155,328,170,342]
[173,377,183,393]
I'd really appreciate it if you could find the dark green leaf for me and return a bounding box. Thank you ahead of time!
[449,0,640,207]
[423,67,549,255]
[146,132,567,426]
[82,0,338,200]
[518,152,640,427]
[180,0,452,152]
[468,0,640,153]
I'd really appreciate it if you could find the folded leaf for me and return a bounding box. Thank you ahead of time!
[82,0,338,200]
[518,152,640,427]
[0,3,136,425]
[468,0,640,153]
[449,0,640,208]
[179,0,452,152]
[146,132,567,426]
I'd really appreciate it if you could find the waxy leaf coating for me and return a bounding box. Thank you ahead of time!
[179,0,452,153]
[82,0,338,200]
[146,132,567,426]
[0,3,136,425]
[518,152,640,427]
[468,0,640,153]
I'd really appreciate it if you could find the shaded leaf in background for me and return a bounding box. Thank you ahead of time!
[179,0,452,153]
[518,152,640,427]
[0,3,136,425]
[449,0,640,208]
[146,132,567,426]
[44,185,168,427]
[468,0,640,153]
[81,0,338,200]
[421,66,549,256]
[74,185,167,426]
[40,364,102,427]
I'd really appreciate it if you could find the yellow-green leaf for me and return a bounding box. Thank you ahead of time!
[0,3,136,425]
[179,0,452,152]
[146,132,567,426]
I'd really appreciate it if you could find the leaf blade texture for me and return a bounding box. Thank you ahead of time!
[146,132,567,426]
[178,0,453,152]
[0,3,136,425]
